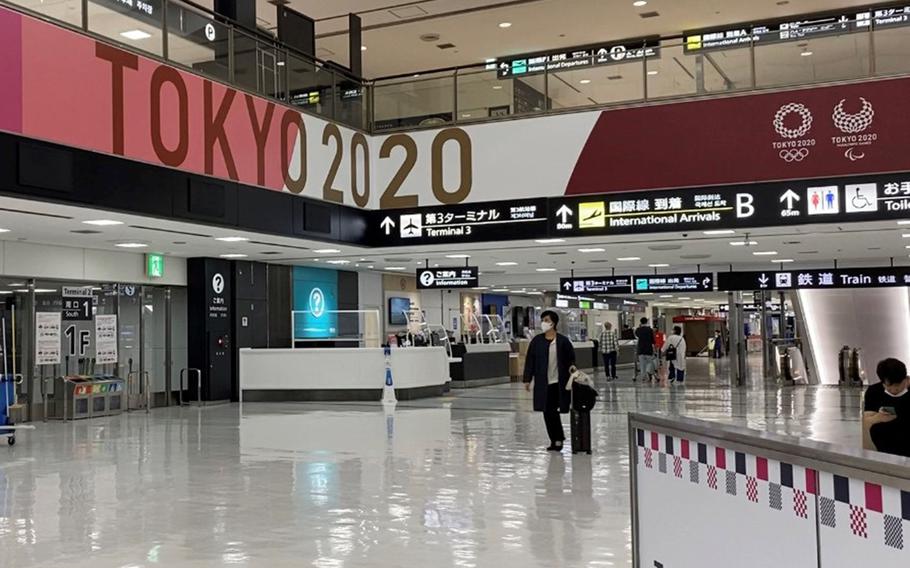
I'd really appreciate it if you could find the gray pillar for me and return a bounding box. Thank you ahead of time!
[695,55,706,94]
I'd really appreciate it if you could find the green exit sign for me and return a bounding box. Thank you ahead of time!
[146,253,165,278]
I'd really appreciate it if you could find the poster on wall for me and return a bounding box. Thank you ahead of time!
[95,314,118,365]
[36,311,61,365]
[293,267,339,339]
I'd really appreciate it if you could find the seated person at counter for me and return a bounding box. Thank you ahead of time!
[523,310,576,452]
[863,358,910,457]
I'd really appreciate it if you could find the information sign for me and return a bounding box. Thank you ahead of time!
[417,267,479,289]
[633,274,714,293]
[496,38,659,78]
[36,312,61,365]
[95,315,119,365]
[717,267,910,291]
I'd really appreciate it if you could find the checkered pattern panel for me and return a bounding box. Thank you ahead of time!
[746,476,759,503]
[689,460,699,484]
[794,489,808,519]
[851,505,868,539]
[726,470,737,496]
[885,515,904,550]
[770,483,783,511]
[658,452,667,474]
[820,497,836,528]
[673,455,683,479]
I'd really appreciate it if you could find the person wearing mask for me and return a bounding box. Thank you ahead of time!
[524,311,576,451]
[635,317,656,383]
[662,326,687,384]
[599,322,619,382]
[863,358,910,457]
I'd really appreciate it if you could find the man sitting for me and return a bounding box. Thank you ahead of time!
[863,358,910,457]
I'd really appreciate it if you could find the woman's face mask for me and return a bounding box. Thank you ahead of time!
[885,381,909,397]
[541,321,553,333]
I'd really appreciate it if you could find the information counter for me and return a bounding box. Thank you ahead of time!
[450,342,511,388]
[572,340,596,371]
[239,347,449,402]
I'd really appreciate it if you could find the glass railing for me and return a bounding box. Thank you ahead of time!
[3,0,370,131]
[6,0,910,135]
[373,19,910,131]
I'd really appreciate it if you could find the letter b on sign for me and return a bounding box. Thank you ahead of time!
[736,194,755,218]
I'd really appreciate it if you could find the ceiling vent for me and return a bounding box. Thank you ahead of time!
[648,244,683,251]
[0,207,71,219]
[420,33,441,42]
[607,75,623,80]
[436,43,457,50]
[70,229,102,234]
[261,251,282,255]
[129,225,212,238]
[547,251,567,255]
[639,11,660,18]
[390,5,429,19]
[679,254,711,260]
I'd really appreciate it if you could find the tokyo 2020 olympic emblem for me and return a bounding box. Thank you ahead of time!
[773,103,814,139]
[833,97,874,134]
[309,287,325,318]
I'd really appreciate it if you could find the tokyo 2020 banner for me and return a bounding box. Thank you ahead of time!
[3,4,910,209]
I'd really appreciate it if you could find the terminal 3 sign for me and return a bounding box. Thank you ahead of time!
[717,267,910,291]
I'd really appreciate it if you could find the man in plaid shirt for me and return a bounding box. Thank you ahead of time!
[599,322,619,381]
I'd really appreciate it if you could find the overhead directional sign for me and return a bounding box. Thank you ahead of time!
[496,38,660,78]
[370,198,548,246]
[685,4,910,54]
[633,273,714,293]
[717,267,910,291]
[417,266,479,289]
[560,276,633,294]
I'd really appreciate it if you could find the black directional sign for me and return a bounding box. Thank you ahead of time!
[416,266,479,289]
[559,276,633,294]
[633,273,714,293]
[371,198,547,246]
[496,38,659,78]
[717,267,910,291]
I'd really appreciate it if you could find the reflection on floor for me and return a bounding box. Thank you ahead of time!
[0,357,866,567]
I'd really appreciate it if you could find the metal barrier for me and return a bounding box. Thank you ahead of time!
[178,368,202,406]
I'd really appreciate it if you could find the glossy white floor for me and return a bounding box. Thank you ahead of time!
[1,358,863,567]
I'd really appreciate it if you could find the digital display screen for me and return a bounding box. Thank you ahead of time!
[293,267,338,339]
[388,297,411,326]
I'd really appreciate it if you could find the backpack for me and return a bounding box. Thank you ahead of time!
[665,337,681,362]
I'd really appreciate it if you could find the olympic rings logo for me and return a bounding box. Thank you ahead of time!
[833,97,874,134]
[773,103,813,139]
[779,148,810,162]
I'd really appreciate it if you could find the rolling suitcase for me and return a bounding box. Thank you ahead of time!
[570,408,591,455]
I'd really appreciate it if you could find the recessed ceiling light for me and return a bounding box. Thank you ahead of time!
[215,236,249,242]
[314,248,341,253]
[578,248,605,253]
[897,220,910,225]
[647,70,659,76]
[361,45,367,51]
[461,113,472,118]
[220,253,248,259]
[496,262,518,266]
[800,50,813,57]
[326,259,351,265]
[753,251,778,256]
[660,295,674,298]
[7,283,24,287]
[492,288,510,292]
[648,263,670,268]
[492,85,503,90]
[115,242,147,248]
[535,239,565,244]
[536,268,557,272]
[773,259,794,263]
[617,256,641,261]
[579,79,591,84]
[384,266,407,271]
[902,234,910,238]
[730,240,758,246]
[633,0,648,6]
[703,229,736,235]
[485,58,496,63]
[446,254,470,259]
[678,297,692,300]
[0,228,10,233]
[498,22,512,28]
[120,29,152,40]
[473,286,489,290]
[83,220,123,226]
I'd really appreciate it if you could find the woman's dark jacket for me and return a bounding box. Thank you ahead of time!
[523,333,576,413]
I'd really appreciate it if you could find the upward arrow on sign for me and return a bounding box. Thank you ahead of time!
[563,281,573,290]
[380,216,396,235]
[779,189,800,210]
[556,205,574,224]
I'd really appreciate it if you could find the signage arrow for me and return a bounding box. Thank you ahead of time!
[702,277,712,289]
[758,273,770,288]
[563,281,573,290]
[779,189,800,210]
[556,205,574,224]
[380,216,396,235]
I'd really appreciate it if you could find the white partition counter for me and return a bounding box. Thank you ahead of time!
[240,347,449,402]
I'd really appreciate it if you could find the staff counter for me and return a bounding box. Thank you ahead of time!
[239,347,449,402]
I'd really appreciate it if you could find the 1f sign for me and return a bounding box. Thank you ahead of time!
[64,325,91,357]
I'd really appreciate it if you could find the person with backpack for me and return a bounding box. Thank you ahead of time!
[635,317,656,383]
[662,325,687,384]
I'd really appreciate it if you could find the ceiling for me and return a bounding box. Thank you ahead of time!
[248,0,884,77]
[1,194,905,310]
